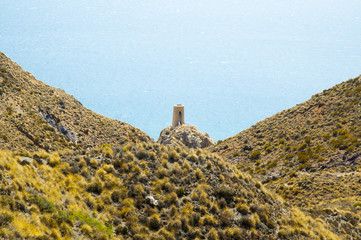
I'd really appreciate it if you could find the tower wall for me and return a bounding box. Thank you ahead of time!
[172,104,185,128]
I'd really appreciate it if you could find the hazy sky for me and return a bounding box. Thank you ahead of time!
[1,0,361,140]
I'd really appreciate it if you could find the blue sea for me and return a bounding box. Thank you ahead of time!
[1,0,360,141]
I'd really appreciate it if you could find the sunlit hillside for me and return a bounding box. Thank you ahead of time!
[0,144,338,239]
[0,52,152,152]
[211,75,361,238]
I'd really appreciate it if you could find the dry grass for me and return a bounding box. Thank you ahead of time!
[0,143,339,239]
[210,75,361,239]
[0,51,152,152]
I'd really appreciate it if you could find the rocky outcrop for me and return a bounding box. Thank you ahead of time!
[157,125,215,148]
[39,108,78,143]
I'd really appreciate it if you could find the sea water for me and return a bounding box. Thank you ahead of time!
[1,0,360,141]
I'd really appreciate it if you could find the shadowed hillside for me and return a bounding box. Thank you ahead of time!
[0,144,338,239]
[210,75,361,238]
[0,52,152,151]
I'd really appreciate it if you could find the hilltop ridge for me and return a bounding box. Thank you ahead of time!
[0,52,152,151]
[158,125,215,149]
[211,75,361,181]
[210,75,361,238]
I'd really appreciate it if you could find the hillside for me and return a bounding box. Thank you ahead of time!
[210,75,361,238]
[0,51,356,239]
[0,144,338,239]
[0,52,152,151]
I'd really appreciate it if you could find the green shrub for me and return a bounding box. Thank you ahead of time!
[330,138,348,150]
[233,151,240,157]
[215,185,235,202]
[136,148,150,160]
[236,203,250,215]
[190,212,201,227]
[202,214,217,226]
[265,146,272,153]
[58,210,113,237]
[124,151,135,162]
[0,212,13,227]
[333,128,347,136]
[194,168,204,180]
[267,160,277,169]
[168,150,180,162]
[250,151,261,160]
[345,145,355,154]
[111,190,122,202]
[87,180,103,195]
[49,153,60,167]
[238,215,256,228]
[5,106,13,114]
[30,195,57,213]
[188,154,198,162]
[81,224,93,237]
[207,228,219,240]
[297,152,309,164]
[176,187,185,198]
[41,215,58,228]
[149,214,161,230]
[323,133,331,140]
[0,134,8,141]
[165,192,178,205]
[298,143,308,151]
[100,144,114,158]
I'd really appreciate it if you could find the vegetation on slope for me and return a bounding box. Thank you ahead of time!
[0,144,338,239]
[0,50,353,239]
[0,52,152,152]
[210,75,361,239]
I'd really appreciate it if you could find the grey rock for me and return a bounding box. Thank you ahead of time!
[19,156,34,165]
[146,195,158,206]
[157,125,215,148]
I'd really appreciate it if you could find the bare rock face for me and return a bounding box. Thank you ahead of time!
[157,125,215,148]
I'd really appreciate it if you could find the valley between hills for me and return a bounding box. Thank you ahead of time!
[0,51,360,239]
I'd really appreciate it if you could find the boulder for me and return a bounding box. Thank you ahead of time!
[19,156,34,165]
[157,125,215,148]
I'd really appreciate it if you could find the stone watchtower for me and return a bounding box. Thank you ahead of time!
[172,104,185,128]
